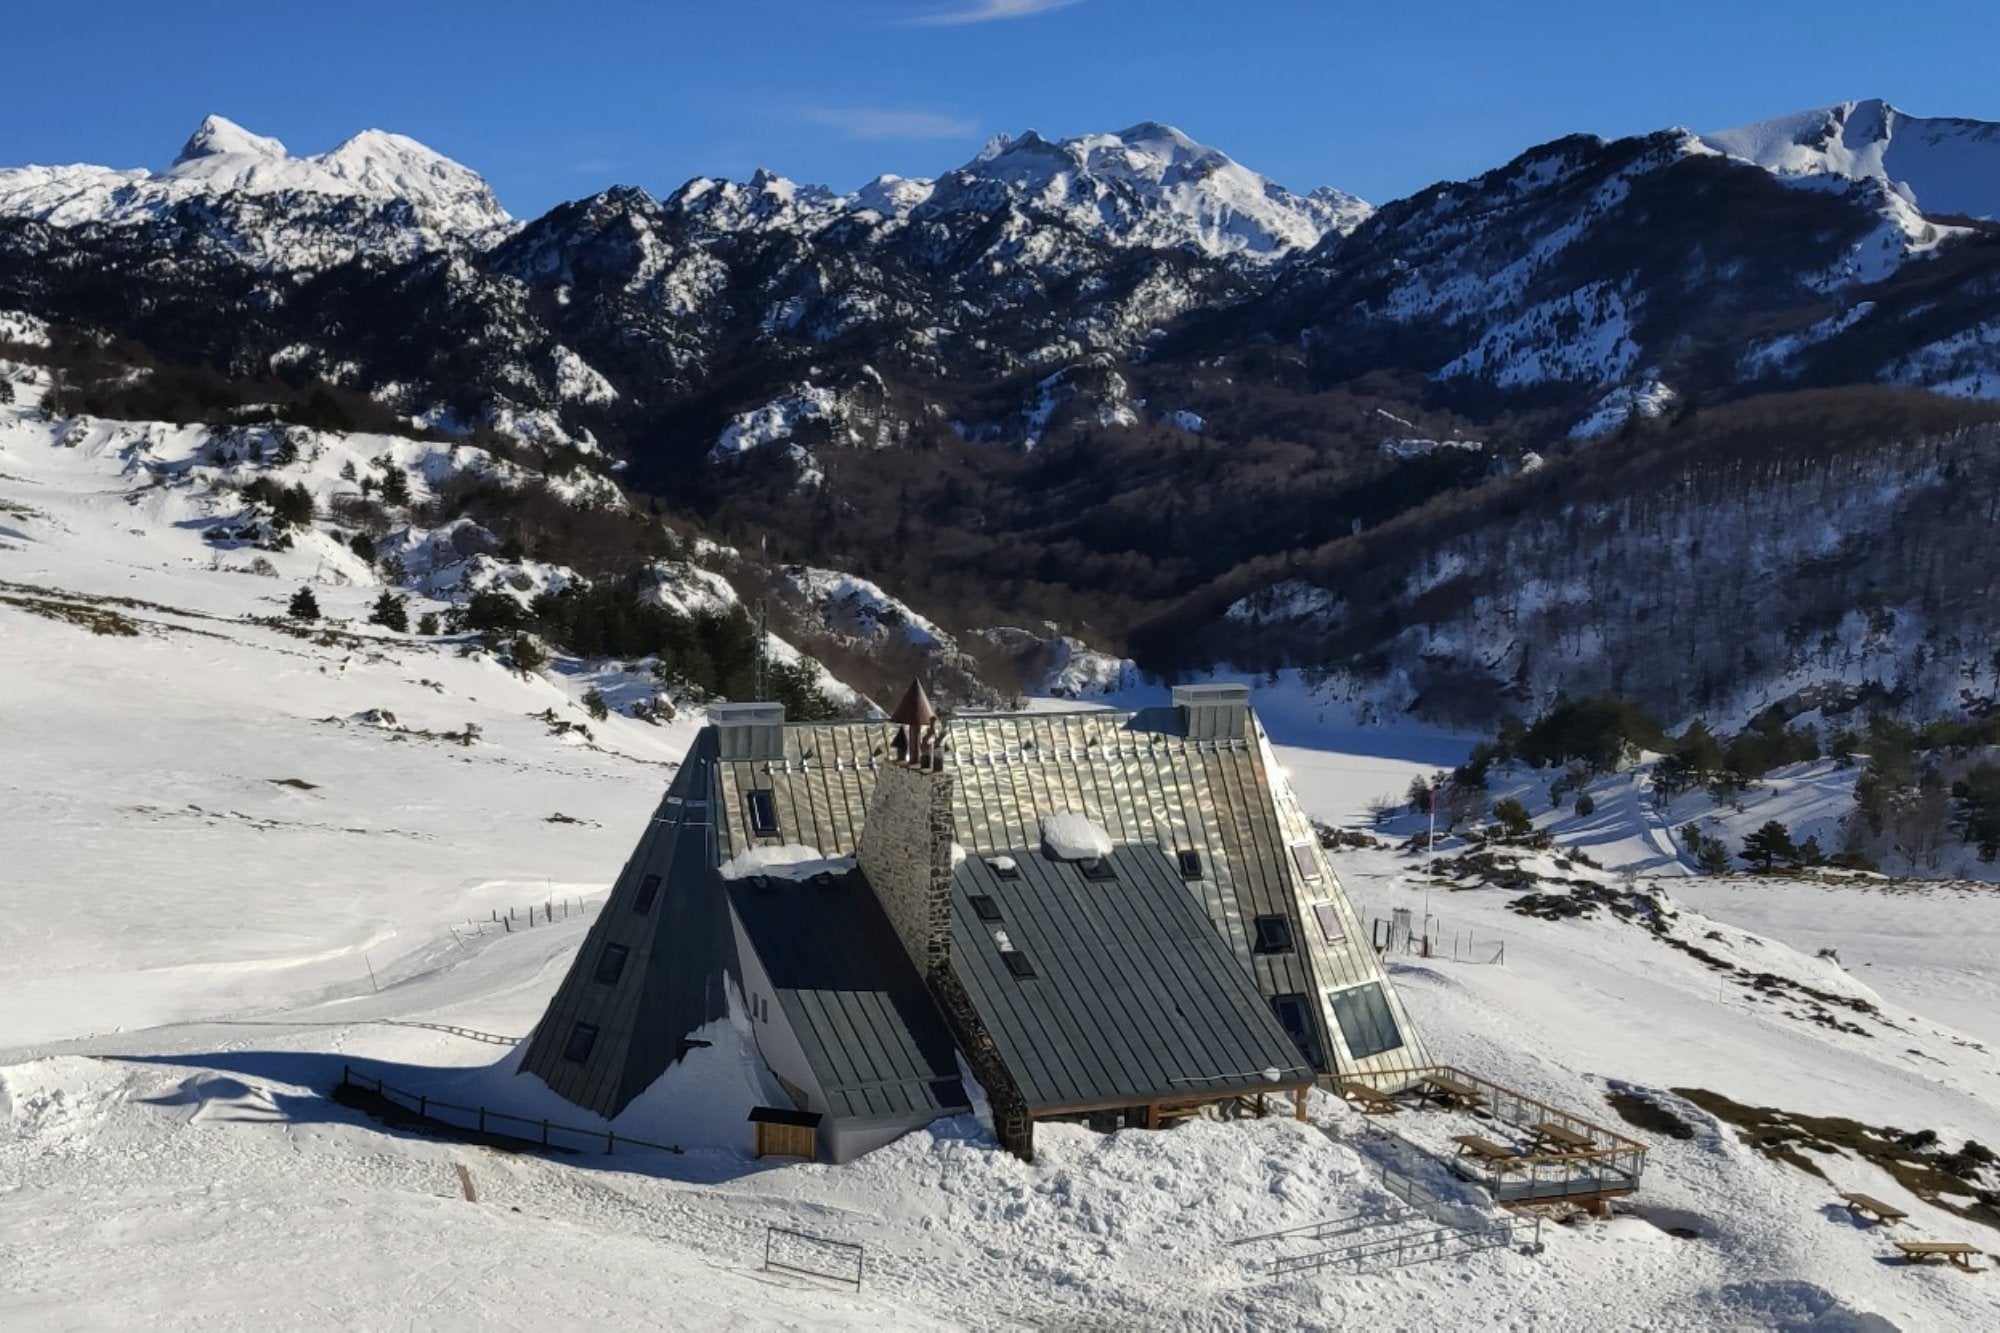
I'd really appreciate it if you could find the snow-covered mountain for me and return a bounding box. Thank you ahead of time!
[1702,98,2000,221]
[924,121,1369,259]
[11,99,2000,734]
[0,114,512,265]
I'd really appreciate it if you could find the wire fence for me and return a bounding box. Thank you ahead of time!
[1372,913,1506,965]
[454,894,597,940]
[337,1064,682,1157]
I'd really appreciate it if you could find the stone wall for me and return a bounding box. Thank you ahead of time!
[857,762,956,976]
[931,963,1035,1161]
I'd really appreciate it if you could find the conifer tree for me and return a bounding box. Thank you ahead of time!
[287,586,320,620]
[369,590,409,633]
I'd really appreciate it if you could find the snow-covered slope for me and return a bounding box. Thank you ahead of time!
[1704,99,2000,221]
[0,114,512,264]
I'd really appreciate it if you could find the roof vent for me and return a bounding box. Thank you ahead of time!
[1172,682,1250,741]
[709,702,786,760]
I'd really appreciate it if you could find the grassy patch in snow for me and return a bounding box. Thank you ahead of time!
[1,593,142,636]
[1607,1088,1696,1141]
[1680,1087,2000,1232]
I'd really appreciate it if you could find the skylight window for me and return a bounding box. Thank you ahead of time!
[1289,842,1324,884]
[986,855,1021,881]
[593,943,630,985]
[632,873,661,916]
[1177,849,1204,880]
[1003,952,1037,979]
[1079,857,1117,882]
[1253,914,1295,954]
[745,789,780,837]
[1311,901,1346,944]
[562,1022,599,1063]
[969,894,1003,922]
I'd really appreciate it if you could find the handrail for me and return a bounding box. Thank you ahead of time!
[338,1064,684,1156]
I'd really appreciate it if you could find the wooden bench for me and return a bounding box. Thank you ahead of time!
[1419,1073,1485,1112]
[1338,1082,1400,1116]
[1452,1134,1522,1172]
[1529,1121,1594,1153]
[1894,1240,1986,1272]
[1839,1192,1909,1227]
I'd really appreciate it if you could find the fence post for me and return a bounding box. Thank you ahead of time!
[503,916,511,933]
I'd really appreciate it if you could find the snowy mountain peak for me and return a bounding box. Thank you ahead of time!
[1702,99,2000,220]
[0,116,513,265]
[935,121,1370,259]
[173,114,288,165]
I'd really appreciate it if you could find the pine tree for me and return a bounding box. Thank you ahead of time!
[369,590,409,633]
[415,611,440,637]
[378,467,411,507]
[1740,820,1798,872]
[582,687,610,721]
[287,586,320,620]
[510,634,548,674]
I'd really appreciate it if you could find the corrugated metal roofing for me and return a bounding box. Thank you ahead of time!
[518,732,737,1119]
[950,844,1315,1113]
[727,870,969,1123]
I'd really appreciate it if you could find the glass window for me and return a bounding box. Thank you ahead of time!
[633,873,661,916]
[1080,858,1116,882]
[1177,849,1204,879]
[1311,901,1346,944]
[745,790,780,837]
[1270,993,1325,1069]
[593,943,629,985]
[969,895,1003,922]
[562,1022,599,1063]
[1253,914,1295,954]
[1289,842,1324,884]
[1004,951,1036,979]
[1328,983,1404,1060]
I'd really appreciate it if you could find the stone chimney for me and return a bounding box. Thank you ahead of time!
[858,758,957,978]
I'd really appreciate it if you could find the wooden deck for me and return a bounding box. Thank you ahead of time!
[1332,1063,1649,1207]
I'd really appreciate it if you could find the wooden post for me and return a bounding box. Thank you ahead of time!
[1145,1103,1161,1130]
[1292,1088,1308,1122]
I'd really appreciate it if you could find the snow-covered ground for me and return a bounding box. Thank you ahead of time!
[6,407,2000,1328]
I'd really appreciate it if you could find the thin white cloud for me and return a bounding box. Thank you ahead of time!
[804,106,979,142]
[909,0,1082,26]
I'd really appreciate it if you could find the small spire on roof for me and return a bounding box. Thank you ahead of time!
[890,679,937,728]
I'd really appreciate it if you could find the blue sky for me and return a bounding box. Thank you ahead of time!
[7,0,1999,216]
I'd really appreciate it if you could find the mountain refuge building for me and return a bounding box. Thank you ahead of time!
[519,683,1429,1161]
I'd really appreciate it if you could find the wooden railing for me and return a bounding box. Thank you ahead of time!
[1325,1063,1648,1199]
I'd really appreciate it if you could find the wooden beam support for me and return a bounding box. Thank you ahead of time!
[1292,1087,1308,1122]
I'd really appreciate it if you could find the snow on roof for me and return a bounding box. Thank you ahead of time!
[1040,812,1113,862]
[717,844,855,882]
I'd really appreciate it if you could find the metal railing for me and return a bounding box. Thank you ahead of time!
[1269,1221,1516,1277]
[337,1065,683,1157]
[764,1225,864,1290]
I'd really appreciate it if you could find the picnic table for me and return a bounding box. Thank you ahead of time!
[1338,1081,1400,1116]
[1894,1240,1986,1272]
[1528,1121,1594,1154]
[1451,1134,1523,1173]
[1417,1073,1485,1112]
[1839,1192,1909,1227]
